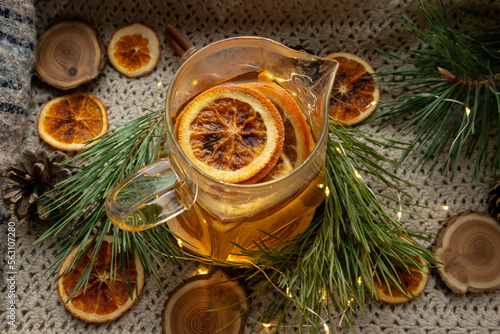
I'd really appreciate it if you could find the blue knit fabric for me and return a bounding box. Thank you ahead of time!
[0,0,35,173]
[0,0,35,223]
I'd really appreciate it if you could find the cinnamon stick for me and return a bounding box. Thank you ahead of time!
[163,24,193,56]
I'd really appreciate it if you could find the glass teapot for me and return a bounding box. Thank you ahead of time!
[105,37,338,261]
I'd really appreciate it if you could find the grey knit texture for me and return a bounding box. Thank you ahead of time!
[1,0,500,333]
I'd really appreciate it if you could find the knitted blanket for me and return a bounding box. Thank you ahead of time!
[0,0,35,171]
[1,0,500,333]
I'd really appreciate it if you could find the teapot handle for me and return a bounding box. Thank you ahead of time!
[105,158,197,231]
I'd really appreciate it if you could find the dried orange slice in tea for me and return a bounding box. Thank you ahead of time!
[108,23,161,78]
[242,82,313,182]
[373,238,429,304]
[324,52,380,125]
[57,235,145,322]
[37,93,108,151]
[176,84,284,184]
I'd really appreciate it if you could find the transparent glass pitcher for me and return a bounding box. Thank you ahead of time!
[105,37,338,261]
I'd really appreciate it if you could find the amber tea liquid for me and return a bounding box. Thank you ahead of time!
[166,73,325,261]
[168,171,324,261]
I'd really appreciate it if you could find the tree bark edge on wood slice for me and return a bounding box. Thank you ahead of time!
[162,270,248,334]
[434,211,500,294]
[36,21,105,90]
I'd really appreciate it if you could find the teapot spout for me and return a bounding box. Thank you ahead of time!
[254,42,338,139]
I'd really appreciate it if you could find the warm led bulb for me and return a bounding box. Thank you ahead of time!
[197,267,209,275]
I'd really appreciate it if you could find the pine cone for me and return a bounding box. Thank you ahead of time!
[487,179,500,222]
[1,149,73,222]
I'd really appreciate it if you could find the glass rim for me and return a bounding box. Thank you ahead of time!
[165,36,335,188]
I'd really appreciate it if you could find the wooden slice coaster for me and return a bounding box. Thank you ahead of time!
[162,270,248,334]
[434,212,500,293]
[36,21,105,90]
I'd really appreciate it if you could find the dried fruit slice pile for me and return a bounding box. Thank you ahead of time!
[241,82,313,182]
[175,82,314,184]
[176,84,285,184]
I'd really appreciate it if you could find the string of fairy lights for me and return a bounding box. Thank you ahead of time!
[237,134,453,331]
[146,138,376,332]
[228,98,459,330]
[144,82,457,332]
[148,235,336,332]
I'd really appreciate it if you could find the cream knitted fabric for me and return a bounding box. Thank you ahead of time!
[2,0,500,333]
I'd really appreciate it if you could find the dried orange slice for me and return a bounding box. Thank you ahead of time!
[57,235,145,323]
[108,23,161,78]
[242,82,313,182]
[38,93,108,151]
[373,238,429,304]
[176,84,284,184]
[325,52,380,125]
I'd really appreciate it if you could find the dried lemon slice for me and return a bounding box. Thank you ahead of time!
[325,52,380,125]
[37,93,108,151]
[176,84,284,184]
[108,23,161,78]
[241,82,313,182]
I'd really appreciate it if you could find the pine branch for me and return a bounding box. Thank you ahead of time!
[237,122,436,332]
[373,0,500,180]
[288,125,435,330]
[36,109,181,291]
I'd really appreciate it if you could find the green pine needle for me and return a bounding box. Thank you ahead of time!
[374,0,500,180]
[37,109,180,289]
[237,121,436,332]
